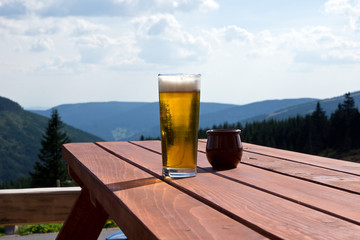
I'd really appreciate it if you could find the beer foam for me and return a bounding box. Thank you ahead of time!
[158,74,201,92]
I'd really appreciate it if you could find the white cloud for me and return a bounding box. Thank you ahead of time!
[327,49,360,62]
[199,0,219,11]
[280,26,338,51]
[280,25,360,64]
[325,0,354,14]
[24,25,59,36]
[30,37,53,52]
[0,0,27,18]
[34,56,82,73]
[153,0,218,12]
[0,0,219,18]
[0,18,25,36]
[134,13,181,37]
[0,0,217,70]
[76,34,117,64]
[207,22,360,66]
[133,14,211,65]
[0,17,62,37]
[69,19,108,36]
[1,1,360,109]
[221,25,254,44]
[73,32,142,68]
[325,0,360,31]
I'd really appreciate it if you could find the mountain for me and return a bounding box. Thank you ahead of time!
[31,98,318,141]
[29,91,360,143]
[0,97,103,182]
[199,98,318,128]
[4,91,358,182]
[244,91,360,123]
[31,102,240,141]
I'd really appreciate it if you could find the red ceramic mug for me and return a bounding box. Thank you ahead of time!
[206,129,243,169]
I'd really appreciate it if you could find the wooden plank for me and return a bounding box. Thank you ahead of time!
[135,140,360,193]
[241,151,360,194]
[100,141,360,240]
[242,142,360,176]
[198,141,360,194]
[135,140,360,224]
[62,143,265,240]
[196,143,360,224]
[0,187,80,225]
[56,187,109,240]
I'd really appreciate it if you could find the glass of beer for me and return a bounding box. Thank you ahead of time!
[158,74,201,178]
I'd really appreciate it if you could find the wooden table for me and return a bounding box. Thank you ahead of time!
[58,140,360,240]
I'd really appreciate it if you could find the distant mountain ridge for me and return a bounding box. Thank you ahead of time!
[0,97,103,182]
[31,97,319,141]
[3,91,358,182]
[244,91,360,123]
[30,91,360,142]
[199,98,318,128]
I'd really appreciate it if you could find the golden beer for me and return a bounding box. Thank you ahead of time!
[158,74,201,178]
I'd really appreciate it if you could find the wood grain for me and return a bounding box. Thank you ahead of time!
[196,143,360,224]
[135,140,360,221]
[105,141,360,240]
[242,142,360,176]
[199,141,360,194]
[62,143,265,240]
[136,140,360,194]
[241,151,360,193]
[56,187,108,240]
[0,187,80,225]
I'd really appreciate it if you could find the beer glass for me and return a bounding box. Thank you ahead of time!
[158,74,201,178]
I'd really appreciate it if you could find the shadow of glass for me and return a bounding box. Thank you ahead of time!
[106,177,162,191]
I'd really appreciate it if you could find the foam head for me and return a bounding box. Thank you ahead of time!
[158,74,201,92]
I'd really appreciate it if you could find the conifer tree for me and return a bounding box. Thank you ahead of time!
[30,109,71,187]
[309,102,328,154]
[329,93,360,151]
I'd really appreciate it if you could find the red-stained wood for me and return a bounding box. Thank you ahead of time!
[240,150,360,193]
[0,187,80,225]
[56,187,108,240]
[99,141,360,240]
[242,142,360,176]
[61,143,266,240]
[136,140,360,194]
[198,139,360,175]
[195,142,360,224]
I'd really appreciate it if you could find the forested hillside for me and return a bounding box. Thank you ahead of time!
[199,93,360,162]
[244,91,360,123]
[31,99,317,141]
[30,91,360,142]
[0,97,103,183]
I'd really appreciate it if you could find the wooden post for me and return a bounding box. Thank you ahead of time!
[56,187,108,240]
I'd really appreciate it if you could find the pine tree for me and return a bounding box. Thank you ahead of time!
[329,93,360,151]
[308,102,328,154]
[30,109,71,187]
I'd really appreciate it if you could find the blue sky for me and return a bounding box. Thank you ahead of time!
[0,0,359,108]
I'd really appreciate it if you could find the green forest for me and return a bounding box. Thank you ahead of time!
[199,93,360,162]
[0,97,103,189]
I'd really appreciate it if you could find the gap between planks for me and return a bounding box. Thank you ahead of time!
[95,142,280,240]
[126,140,360,227]
[197,139,360,195]
[96,141,360,239]
[199,139,360,177]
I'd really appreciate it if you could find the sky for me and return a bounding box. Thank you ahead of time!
[0,0,360,109]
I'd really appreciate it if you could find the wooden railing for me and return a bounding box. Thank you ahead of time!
[0,187,80,226]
